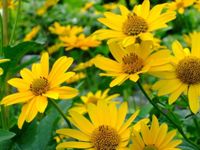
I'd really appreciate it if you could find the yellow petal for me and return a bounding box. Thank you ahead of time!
[8,78,30,91]
[110,74,129,87]
[43,90,59,99]
[51,86,78,99]
[35,96,48,113]
[141,0,150,19]
[172,41,185,60]
[188,85,200,114]
[56,128,90,141]
[40,52,49,77]
[56,142,92,149]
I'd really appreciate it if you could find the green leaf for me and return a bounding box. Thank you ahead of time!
[0,129,15,142]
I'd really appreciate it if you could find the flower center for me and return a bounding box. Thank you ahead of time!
[176,57,200,84]
[91,125,120,150]
[177,2,184,8]
[122,53,144,74]
[87,96,99,105]
[143,145,158,150]
[30,77,50,96]
[122,13,148,36]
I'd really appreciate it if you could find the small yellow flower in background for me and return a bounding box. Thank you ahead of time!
[1,52,78,129]
[73,55,99,71]
[94,0,176,47]
[95,41,172,87]
[183,31,199,47]
[0,0,16,9]
[0,59,10,75]
[153,32,200,114]
[23,25,41,41]
[81,1,94,12]
[66,72,86,84]
[56,100,144,149]
[131,115,182,150]
[47,43,64,55]
[36,0,59,16]
[194,0,200,11]
[49,22,83,37]
[70,89,119,114]
[103,3,118,11]
[167,0,195,14]
[60,34,101,51]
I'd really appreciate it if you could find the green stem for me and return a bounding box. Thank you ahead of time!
[137,81,200,150]
[49,99,72,128]
[9,0,22,45]
[0,14,3,56]
[2,0,9,46]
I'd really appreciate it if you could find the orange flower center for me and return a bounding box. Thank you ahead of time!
[91,125,120,150]
[122,13,148,36]
[143,145,158,150]
[30,77,50,96]
[176,57,200,84]
[122,53,144,74]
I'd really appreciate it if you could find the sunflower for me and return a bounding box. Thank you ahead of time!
[152,32,200,114]
[23,25,41,41]
[94,0,176,47]
[94,41,172,87]
[167,0,195,14]
[70,89,119,114]
[131,115,182,150]
[56,100,144,149]
[1,52,78,129]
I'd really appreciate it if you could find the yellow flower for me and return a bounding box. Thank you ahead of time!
[47,43,64,54]
[94,0,176,47]
[23,25,41,41]
[1,52,78,129]
[195,0,200,11]
[0,59,10,75]
[70,89,119,114]
[36,0,59,16]
[183,31,198,47]
[0,0,16,9]
[73,55,99,71]
[56,100,141,149]
[66,72,86,84]
[152,32,200,114]
[49,22,83,36]
[60,34,101,51]
[81,1,94,12]
[94,41,172,87]
[167,0,195,14]
[103,3,118,11]
[131,115,182,150]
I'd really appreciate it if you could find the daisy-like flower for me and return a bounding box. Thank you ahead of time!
[1,52,78,128]
[49,22,83,37]
[56,100,145,149]
[94,0,176,47]
[94,41,172,87]
[70,89,119,114]
[131,115,182,150]
[60,34,101,51]
[152,32,200,114]
[23,25,41,41]
[167,0,195,14]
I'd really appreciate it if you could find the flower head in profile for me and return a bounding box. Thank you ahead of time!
[131,115,182,150]
[153,32,200,114]
[1,52,78,128]
[23,25,41,41]
[66,72,86,84]
[167,0,195,14]
[60,34,101,51]
[70,89,119,114]
[49,22,83,37]
[94,41,172,87]
[56,101,143,149]
[94,0,176,47]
